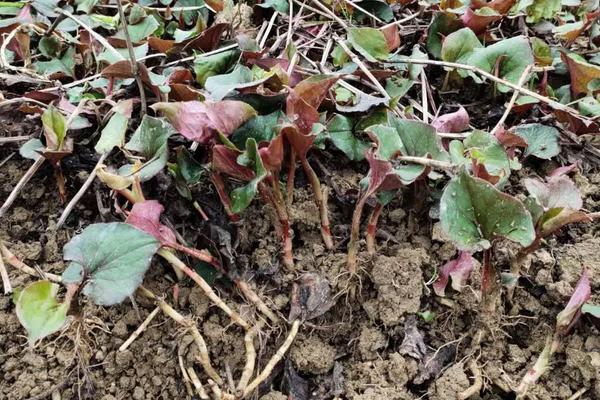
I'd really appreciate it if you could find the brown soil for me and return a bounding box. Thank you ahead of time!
[1,125,600,400]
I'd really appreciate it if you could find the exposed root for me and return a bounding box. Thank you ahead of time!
[459,359,483,399]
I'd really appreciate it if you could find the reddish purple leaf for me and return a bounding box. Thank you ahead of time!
[524,175,583,210]
[556,268,591,335]
[461,8,501,34]
[126,200,177,246]
[549,163,578,178]
[364,149,396,197]
[432,106,470,133]
[433,251,475,296]
[286,75,337,134]
[211,145,254,181]
[151,101,257,144]
[258,133,284,172]
[282,124,316,158]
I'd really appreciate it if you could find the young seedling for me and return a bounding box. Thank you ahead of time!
[1,105,77,218]
[439,171,535,314]
[347,116,451,272]
[212,134,293,269]
[516,269,590,396]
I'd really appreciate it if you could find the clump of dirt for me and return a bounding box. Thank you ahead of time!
[363,250,428,325]
[430,363,469,400]
[556,237,600,286]
[290,335,337,374]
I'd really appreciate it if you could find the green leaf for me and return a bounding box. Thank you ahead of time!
[205,65,262,100]
[257,0,289,14]
[95,110,129,154]
[408,45,428,80]
[230,111,283,149]
[516,0,561,23]
[388,117,449,161]
[513,123,560,159]
[327,114,370,161]
[193,49,240,86]
[15,281,69,346]
[61,222,160,306]
[385,76,413,99]
[41,105,67,151]
[177,147,203,183]
[347,27,389,62]
[355,0,393,22]
[19,138,44,161]
[230,138,267,213]
[121,116,174,181]
[440,172,535,251]
[463,130,511,182]
[97,43,148,65]
[38,36,61,58]
[75,0,98,13]
[114,15,160,43]
[427,12,463,59]
[441,27,482,64]
[34,47,76,78]
[366,124,403,160]
[466,36,534,93]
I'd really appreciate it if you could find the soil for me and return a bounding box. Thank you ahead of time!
[1,117,600,400]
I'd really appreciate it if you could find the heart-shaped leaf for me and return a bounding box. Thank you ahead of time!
[466,36,534,93]
[441,28,482,64]
[327,114,370,161]
[513,123,560,159]
[15,280,69,346]
[432,106,470,133]
[94,101,132,154]
[440,171,535,251]
[126,200,177,246]
[463,130,511,182]
[121,115,174,181]
[347,27,389,62]
[152,100,256,144]
[61,222,160,306]
[230,138,267,213]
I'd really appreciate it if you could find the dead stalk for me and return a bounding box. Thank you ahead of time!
[236,321,264,393]
[116,0,147,116]
[0,157,45,219]
[187,366,210,399]
[56,153,108,229]
[0,250,12,294]
[119,306,161,351]
[491,65,532,136]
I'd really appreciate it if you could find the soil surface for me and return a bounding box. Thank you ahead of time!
[1,114,600,400]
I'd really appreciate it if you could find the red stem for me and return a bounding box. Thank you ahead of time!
[348,193,368,273]
[481,249,497,314]
[299,156,333,250]
[259,181,294,269]
[286,150,296,208]
[210,171,240,222]
[366,203,383,255]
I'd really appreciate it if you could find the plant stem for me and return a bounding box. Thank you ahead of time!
[299,156,334,250]
[258,181,294,269]
[157,248,251,330]
[481,249,497,315]
[286,150,296,208]
[517,334,560,395]
[116,0,147,116]
[0,241,62,283]
[0,157,45,219]
[210,171,240,222]
[236,321,263,393]
[348,192,368,273]
[366,202,383,255]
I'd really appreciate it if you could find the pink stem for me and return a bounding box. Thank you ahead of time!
[210,171,240,222]
[365,203,383,255]
[299,156,333,250]
[347,193,368,273]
